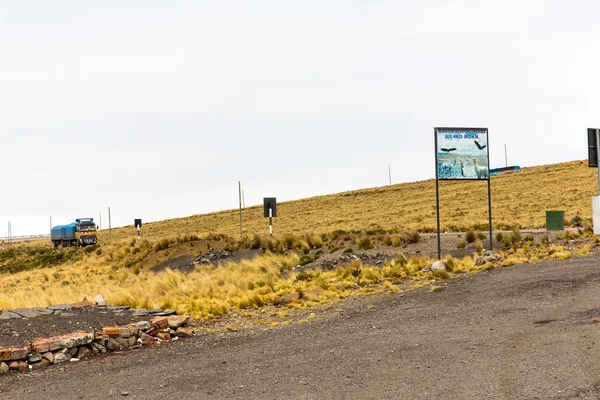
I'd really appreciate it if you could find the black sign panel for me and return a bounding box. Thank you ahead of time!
[263,198,277,217]
[134,219,142,228]
[588,128,599,168]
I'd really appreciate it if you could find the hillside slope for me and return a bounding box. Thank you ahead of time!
[100,160,596,241]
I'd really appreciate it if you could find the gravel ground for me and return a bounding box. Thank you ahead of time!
[3,253,600,399]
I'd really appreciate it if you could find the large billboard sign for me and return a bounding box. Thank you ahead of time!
[435,127,489,180]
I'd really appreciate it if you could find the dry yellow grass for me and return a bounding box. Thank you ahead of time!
[98,160,596,242]
[0,160,597,318]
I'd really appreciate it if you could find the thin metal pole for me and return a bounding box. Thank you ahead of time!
[99,212,102,230]
[269,208,273,237]
[434,128,441,260]
[108,207,112,242]
[488,131,494,251]
[596,130,600,195]
[504,144,508,167]
[238,181,243,237]
[388,165,392,186]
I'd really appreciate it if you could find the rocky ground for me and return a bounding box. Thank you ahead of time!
[3,253,600,398]
[0,301,177,348]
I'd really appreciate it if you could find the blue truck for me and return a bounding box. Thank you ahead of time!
[51,218,98,248]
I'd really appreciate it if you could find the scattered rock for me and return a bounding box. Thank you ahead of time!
[71,300,92,309]
[167,315,190,329]
[0,311,21,320]
[175,327,193,338]
[151,316,168,330]
[53,349,72,364]
[76,346,92,359]
[0,362,9,374]
[27,353,42,363]
[9,308,52,319]
[318,253,392,270]
[192,248,231,265]
[426,260,447,272]
[42,352,54,363]
[47,304,73,312]
[475,252,504,266]
[135,321,151,332]
[30,358,51,369]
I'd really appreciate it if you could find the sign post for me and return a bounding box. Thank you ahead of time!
[587,128,600,233]
[434,127,493,259]
[134,219,142,238]
[263,198,277,237]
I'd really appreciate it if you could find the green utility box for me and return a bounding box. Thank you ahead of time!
[546,211,565,230]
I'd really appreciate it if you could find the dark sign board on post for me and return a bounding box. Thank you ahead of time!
[263,197,277,237]
[134,219,142,228]
[263,198,277,218]
[588,128,599,168]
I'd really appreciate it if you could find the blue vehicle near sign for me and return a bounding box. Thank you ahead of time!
[51,218,98,248]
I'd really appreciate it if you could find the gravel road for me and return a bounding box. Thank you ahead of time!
[3,254,600,399]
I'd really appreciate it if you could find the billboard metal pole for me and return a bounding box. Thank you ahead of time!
[487,131,493,252]
[434,128,441,260]
[238,181,243,237]
[597,129,600,195]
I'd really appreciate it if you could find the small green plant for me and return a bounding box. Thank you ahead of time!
[299,255,314,266]
[356,236,373,250]
[465,230,477,244]
[495,232,504,243]
[456,240,466,249]
[475,241,484,255]
[351,267,362,279]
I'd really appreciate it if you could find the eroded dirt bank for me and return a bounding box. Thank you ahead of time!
[3,255,600,399]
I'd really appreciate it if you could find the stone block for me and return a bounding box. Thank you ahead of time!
[103,327,120,337]
[30,358,52,369]
[118,328,131,338]
[156,332,171,341]
[8,360,28,372]
[76,346,92,359]
[47,304,73,311]
[0,348,10,361]
[68,347,78,356]
[27,353,43,363]
[42,352,54,363]
[53,349,71,364]
[71,299,92,309]
[138,332,154,345]
[151,316,168,329]
[175,327,193,338]
[167,315,190,329]
[57,331,94,349]
[10,347,28,361]
[0,361,9,374]
[135,321,151,332]
[0,311,21,320]
[127,336,137,347]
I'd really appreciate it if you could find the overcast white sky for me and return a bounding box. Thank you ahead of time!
[1,0,599,236]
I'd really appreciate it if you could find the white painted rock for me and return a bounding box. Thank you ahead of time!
[430,260,447,272]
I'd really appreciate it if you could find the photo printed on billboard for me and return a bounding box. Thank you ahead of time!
[436,128,489,180]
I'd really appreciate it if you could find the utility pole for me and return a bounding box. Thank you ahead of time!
[108,207,112,242]
[504,144,508,167]
[99,212,102,230]
[7,221,11,244]
[388,165,392,186]
[238,181,243,237]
